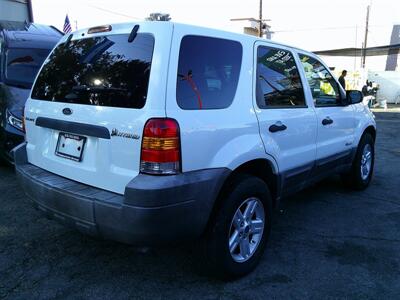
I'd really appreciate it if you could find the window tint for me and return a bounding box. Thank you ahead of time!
[32,34,154,109]
[256,46,306,108]
[176,36,242,110]
[5,48,50,88]
[299,54,341,107]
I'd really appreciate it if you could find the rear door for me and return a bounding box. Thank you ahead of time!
[24,23,173,194]
[297,53,355,175]
[253,42,317,195]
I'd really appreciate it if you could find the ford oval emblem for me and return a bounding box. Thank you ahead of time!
[62,108,72,115]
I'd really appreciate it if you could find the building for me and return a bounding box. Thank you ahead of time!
[0,0,33,22]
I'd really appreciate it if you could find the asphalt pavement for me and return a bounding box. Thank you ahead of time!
[0,109,399,299]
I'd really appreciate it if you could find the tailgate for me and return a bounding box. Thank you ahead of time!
[24,23,172,194]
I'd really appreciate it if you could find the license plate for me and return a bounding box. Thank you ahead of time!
[55,132,86,162]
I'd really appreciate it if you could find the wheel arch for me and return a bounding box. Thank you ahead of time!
[203,158,280,236]
[363,125,376,142]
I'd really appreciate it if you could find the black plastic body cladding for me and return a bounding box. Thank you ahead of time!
[13,143,230,245]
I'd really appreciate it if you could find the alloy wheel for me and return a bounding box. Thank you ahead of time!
[228,197,265,263]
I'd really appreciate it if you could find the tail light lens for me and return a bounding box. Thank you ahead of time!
[140,118,181,175]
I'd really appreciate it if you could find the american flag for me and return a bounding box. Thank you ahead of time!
[63,14,72,33]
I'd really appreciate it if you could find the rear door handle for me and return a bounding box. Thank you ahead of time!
[269,122,287,133]
[322,117,333,126]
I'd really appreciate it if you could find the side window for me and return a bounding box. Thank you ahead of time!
[256,46,306,108]
[176,35,242,110]
[298,54,341,107]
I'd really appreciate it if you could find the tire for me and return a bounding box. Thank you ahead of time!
[341,133,375,190]
[200,174,272,279]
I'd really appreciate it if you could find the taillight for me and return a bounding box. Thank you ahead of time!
[140,118,181,175]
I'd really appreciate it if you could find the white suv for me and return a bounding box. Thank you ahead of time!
[14,22,376,278]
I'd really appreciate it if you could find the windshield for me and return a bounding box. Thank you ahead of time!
[5,48,51,88]
[31,33,155,109]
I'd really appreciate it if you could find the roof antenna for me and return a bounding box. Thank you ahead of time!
[128,25,139,43]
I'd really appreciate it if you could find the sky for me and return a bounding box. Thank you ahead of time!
[31,0,400,71]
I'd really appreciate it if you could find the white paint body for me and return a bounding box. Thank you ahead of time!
[24,22,376,194]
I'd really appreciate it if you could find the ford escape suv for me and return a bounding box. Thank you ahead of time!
[14,22,376,278]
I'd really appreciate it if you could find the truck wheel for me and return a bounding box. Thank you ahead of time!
[341,133,375,190]
[201,174,272,279]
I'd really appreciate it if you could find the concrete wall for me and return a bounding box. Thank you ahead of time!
[0,0,32,22]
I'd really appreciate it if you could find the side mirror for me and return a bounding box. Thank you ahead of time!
[347,90,363,104]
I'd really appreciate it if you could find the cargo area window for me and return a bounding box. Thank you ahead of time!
[176,35,242,110]
[256,46,306,108]
[32,34,154,109]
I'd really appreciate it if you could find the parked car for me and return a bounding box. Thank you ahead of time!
[14,22,376,278]
[0,21,62,164]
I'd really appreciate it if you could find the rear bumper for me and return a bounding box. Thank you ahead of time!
[14,143,229,245]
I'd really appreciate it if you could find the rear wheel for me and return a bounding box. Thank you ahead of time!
[201,174,272,279]
[341,133,375,190]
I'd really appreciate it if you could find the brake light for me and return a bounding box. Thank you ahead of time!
[140,118,181,175]
[87,25,112,34]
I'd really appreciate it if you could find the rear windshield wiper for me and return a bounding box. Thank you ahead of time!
[64,34,73,45]
[128,25,140,43]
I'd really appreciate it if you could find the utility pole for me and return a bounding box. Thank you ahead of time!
[259,0,263,37]
[362,5,370,68]
[231,0,273,39]
[354,25,358,70]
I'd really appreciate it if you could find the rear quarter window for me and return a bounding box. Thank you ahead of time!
[176,35,242,110]
[31,33,154,109]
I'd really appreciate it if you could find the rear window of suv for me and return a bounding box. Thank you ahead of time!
[31,34,154,109]
[176,35,242,110]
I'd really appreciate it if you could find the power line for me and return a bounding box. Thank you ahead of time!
[274,25,356,33]
[274,24,392,33]
[87,4,142,20]
[231,0,273,39]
